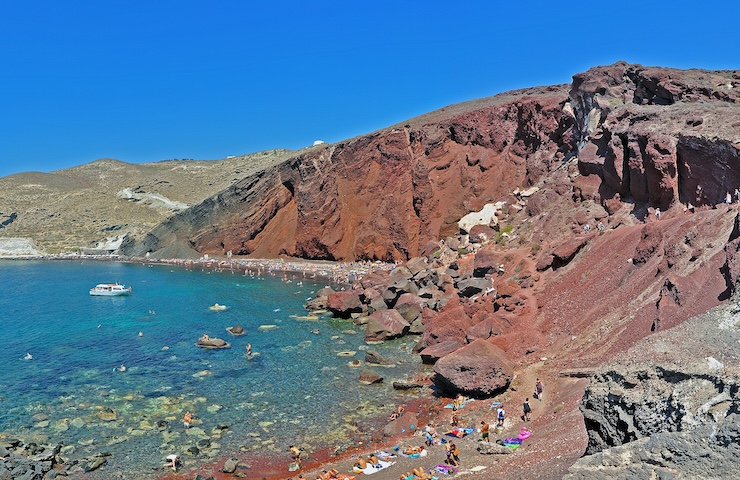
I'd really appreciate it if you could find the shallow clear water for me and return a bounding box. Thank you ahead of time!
[0,260,422,477]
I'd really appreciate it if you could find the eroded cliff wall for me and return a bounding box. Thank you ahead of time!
[125,86,572,260]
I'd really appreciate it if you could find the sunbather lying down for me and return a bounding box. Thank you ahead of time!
[402,445,425,456]
[400,466,433,480]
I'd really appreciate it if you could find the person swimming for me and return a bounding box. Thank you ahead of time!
[24,353,32,360]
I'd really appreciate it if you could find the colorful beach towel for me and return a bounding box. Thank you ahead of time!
[399,448,428,458]
[444,399,474,409]
[445,428,474,438]
[353,460,395,475]
[435,464,459,475]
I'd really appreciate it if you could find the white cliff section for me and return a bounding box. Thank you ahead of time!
[457,202,506,234]
[118,188,189,212]
[0,238,43,258]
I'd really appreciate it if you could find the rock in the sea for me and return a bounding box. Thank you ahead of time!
[364,350,393,366]
[359,368,383,385]
[433,339,513,396]
[196,336,230,349]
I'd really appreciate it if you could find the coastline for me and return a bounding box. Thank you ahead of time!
[1,254,424,480]
[17,253,396,287]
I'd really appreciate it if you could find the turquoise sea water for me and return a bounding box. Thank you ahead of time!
[0,260,422,477]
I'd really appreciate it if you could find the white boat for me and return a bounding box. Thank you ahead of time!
[89,283,132,296]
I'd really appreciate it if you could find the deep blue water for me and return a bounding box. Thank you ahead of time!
[0,260,421,477]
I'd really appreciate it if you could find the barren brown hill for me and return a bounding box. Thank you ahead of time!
[0,151,298,254]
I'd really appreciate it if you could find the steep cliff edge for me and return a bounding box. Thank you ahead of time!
[123,85,573,260]
[570,62,740,211]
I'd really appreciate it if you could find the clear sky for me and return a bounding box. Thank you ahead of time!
[0,1,737,178]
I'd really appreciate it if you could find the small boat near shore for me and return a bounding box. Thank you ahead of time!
[89,283,132,296]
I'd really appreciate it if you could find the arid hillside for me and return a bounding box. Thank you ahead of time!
[0,150,298,254]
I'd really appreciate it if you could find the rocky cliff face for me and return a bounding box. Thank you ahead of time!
[124,85,573,260]
[569,62,740,212]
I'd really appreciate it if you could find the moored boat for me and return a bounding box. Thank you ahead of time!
[89,283,132,296]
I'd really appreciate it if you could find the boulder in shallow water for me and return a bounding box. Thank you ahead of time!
[226,325,245,336]
[364,350,393,366]
[196,337,230,349]
[359,368,383,385]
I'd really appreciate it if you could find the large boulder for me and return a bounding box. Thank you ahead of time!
[422,302,476,347]
[456,277,493,297]
[359,368,383,385]
[419,340,463,365]
[433,339,514,397]
[327,290,364,318]
[365,309,410,341]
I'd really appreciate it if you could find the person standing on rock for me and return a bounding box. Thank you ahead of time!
[496,406,505,428]
[523,397,532,421]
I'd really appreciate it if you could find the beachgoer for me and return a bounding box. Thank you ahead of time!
[449,442,460,466]
[201,334,210,342]
[451,412,458,427]
[118,364,126,372]
[523,398,532,421]
[246,343,252,357]
[535,379,544,401]
[24,353,32,360]
[727,192,733,204]
[444,442,453,464]
[183,412,192,429]
[289,445,302,461]
[425,423,437,446]
[496,406,505,427]
[165,454,179,471]
[389,411,399,421]
[655,208,661,219]
[480,420,490,442]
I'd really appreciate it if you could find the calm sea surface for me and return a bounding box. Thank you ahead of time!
[0,260,422,477]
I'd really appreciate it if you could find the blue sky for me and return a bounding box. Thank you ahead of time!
[0,1,737,178]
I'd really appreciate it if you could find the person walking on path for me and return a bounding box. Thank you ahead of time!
[522,398,532,421]
[480,420,490,442]
[535,379,544,401]
[496,406,505,428]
